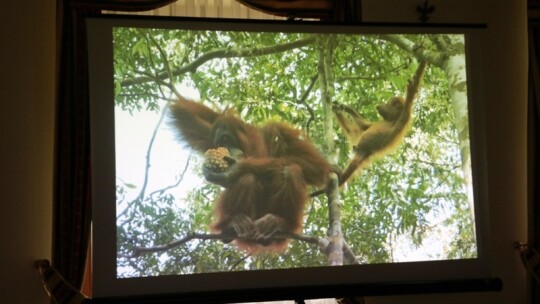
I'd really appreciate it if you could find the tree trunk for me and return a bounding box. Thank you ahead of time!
[317,35,338,162]
[440,36,476,237]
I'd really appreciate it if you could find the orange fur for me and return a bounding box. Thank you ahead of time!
[335,62,427,186]
[169,97,331,254]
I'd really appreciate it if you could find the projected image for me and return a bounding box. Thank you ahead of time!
[113,27,477,278]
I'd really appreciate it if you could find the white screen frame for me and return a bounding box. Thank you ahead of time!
[87,16,493,300]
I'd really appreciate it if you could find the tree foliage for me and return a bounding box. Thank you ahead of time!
[111,25,477,277]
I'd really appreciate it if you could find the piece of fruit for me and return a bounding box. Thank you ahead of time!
[204,147,230,172]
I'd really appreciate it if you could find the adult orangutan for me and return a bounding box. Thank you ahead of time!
[169,96,331,252]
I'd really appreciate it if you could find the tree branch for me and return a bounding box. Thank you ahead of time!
[378,34,446,67]
[121,36,318,88]
[297,74,319,133]
[335,62,409,83]
[120,230,321,258]
[137,104,168,201]
[326,172,344,266]
[120,232,224,258]
[120,228,360,265]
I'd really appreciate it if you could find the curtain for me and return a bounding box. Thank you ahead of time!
[234,0,361,21]
[53,0,177,293]
[105,0,281,19]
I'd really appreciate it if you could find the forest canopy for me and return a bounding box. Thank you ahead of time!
[111,24,477,278]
